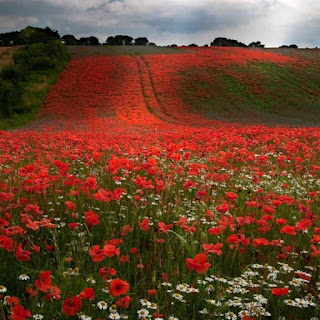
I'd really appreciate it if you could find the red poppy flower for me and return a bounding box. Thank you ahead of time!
[208,227,222,235]
[89,245,105,262]
[65,201,76,210]
[158,222,173,234]
[186,253,211,273]
[44,285,61,301]
[138,218,150,231]
[34,271,52,293]
[227,234,250,246]
[25,287,38,297]
[84,210,100,228]
[276,218,287,225]
[216,204,230,213]
[68,222,79,229]
[62,296,82,316]
[280,225,296,235]
[271,288,289,296]
[202,243,223,255]
[148,289,158,296]
[226,191,238,200]
[9,305,31,320]
[79,288,95,300]
[15,245,31,261]
[109,279,130,296]
[115,295,132,308]
[262,205,276,214]
[5,296,20,307]
[103,244,120,257]
[0,235,14,252]
[252,238,269,247]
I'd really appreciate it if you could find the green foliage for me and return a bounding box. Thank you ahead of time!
[0,77,22,116]
[19,26,60,45]
[0,64,26,85]
[0,40,70,122]
[0,26,60,46]
[31,56,56,70]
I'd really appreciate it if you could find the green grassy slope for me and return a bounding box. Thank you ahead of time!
[180,50,320,126]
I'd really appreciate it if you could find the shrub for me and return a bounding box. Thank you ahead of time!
[0,77,22,116]
[1,64,26,84]
[1,40,70,120]
[30,56,56,70]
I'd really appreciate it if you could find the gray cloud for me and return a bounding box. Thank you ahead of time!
[0,0,319,47]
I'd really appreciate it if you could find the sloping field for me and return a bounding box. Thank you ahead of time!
[2,47,320,320]
[23,46,320,131]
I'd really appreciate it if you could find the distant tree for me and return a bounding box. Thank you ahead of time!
[170,44,178,48]
[134,37,149,46]
[0,31,21,46]
[106,35,133,46]
[188,43,198,47]
[148,42,156,46]
[280,44,298,49]
[62,35,80,45]
[249,41,265,48]
[20,26,60,44]
[211,37,247,47]
[79,36,100,46]
[204,44,209,47]
[105,36,116,45]
[114,35,133,45]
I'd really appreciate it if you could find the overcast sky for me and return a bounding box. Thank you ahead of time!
[0,0,319,47]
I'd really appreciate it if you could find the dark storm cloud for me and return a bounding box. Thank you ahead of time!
[285,17,320,47]
[0,0,319,47]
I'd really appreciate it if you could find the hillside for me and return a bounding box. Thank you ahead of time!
[21,46,320,130]
[179,47,320,126]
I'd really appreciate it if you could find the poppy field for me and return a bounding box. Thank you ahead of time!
[2,47,320,320]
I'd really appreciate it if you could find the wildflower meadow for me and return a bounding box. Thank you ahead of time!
[1,47,320,320]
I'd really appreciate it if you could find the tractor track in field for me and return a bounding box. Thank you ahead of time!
[127,51,177,124]
[139,55,179,121]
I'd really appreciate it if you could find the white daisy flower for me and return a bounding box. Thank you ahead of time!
[0,286,7,293]
[97,301,108,310]
[18,274,30,281]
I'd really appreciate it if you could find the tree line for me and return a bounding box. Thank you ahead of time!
[0,26,314,49]
[0,26,151,47]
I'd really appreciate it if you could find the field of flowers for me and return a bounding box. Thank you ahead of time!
[2,47,320,320]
